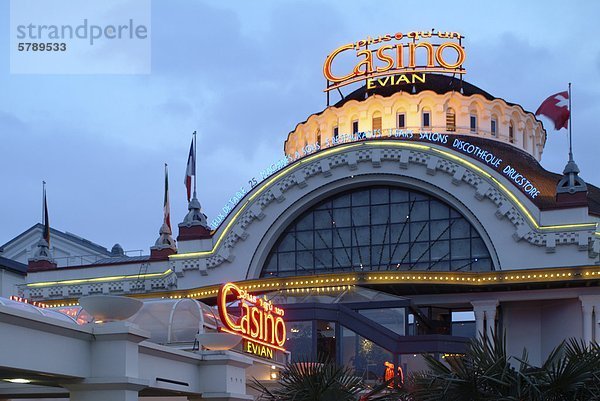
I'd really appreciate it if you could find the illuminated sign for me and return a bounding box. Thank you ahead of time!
[284,130,541,200]
[323,30,466,92]
[502,165,541,198]
[210,130,542,231]
[244,339,274,359]
[218,282,286,352]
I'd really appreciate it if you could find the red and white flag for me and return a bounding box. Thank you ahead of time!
[163,164,171,230]
[184,136,195,202]
[535,91,569,130]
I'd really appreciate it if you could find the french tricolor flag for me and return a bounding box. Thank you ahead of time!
[184,135,196,202]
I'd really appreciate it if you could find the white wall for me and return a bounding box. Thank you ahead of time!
[503,301,542,365]
[503,298,583,366]
[0,270,25,298]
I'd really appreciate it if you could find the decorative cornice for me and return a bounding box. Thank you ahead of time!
[170,141,599,270]
[18,268,176,301]
[35,265,600,307]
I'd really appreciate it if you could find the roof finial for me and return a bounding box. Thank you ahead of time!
[555,83,588,205]
[28,181,57,271]
[178,134,212,242]
[151,164,176,259]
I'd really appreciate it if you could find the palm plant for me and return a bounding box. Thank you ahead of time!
[520,339,600,401]
[409,333,600,401]
[250,354,363,401]
[409,332,524,401]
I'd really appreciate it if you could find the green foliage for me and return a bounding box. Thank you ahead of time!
[251,336,600,401]
[250,355,363,401]
[409,333,600,401]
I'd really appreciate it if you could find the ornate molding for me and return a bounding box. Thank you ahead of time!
[173,142,598,272]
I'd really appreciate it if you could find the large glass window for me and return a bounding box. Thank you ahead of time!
[317,321,336,361]
[359,308,405,335]
[286,321,313,362]
[261,186,493,277]
[341,326,392,381]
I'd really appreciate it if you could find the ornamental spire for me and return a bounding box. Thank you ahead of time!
[538,84,589,205]
[178,133,211,242]
[150,164,176,259]
[28,181,57,271]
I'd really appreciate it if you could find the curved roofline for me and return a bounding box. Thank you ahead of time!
[172,138,599,262]
[283,74,548,148]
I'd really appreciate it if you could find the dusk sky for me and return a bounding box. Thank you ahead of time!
[1,0,599,255]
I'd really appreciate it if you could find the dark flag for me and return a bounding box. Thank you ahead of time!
[184,134,196,202]
[43,184,50,246]
[164,164,171,230]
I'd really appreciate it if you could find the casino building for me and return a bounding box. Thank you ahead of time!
[1,31,600,400]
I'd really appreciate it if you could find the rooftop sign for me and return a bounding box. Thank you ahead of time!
[323,30,466,92]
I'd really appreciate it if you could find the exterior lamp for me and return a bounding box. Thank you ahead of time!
[5,379,31,384]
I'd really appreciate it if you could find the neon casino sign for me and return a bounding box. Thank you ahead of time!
[218,282,286,356]
[323,30,466,92]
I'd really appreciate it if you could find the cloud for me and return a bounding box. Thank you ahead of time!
[1,1,600,254]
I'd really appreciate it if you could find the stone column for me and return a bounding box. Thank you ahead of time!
[582,303,593,344]
[474,308,485,340]
[486,305,498,339]
[579,296,600,344]
[471,300,499,340]
[63,321,150,401]
[197,351,254,401]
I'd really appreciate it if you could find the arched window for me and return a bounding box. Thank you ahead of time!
[469,112,477,133]
[397,111,406,129]
[522,130,527,149]
[509,121,514,143]
[372,111,382,133]
[261,186,493,277]
[422,108,431,128]
[446,108,456,132]
[491,116,498,137]
[316,129,321,146]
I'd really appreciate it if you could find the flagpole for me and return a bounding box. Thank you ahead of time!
[568,82,573,162]
[42,180,46,225]
[192,130,197,198]
[164,162,169,227]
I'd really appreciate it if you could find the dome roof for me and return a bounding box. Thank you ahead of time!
[334,74,508,108]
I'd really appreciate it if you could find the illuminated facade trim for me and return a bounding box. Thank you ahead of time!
[37,265,600,307]
[169,141,597,267]
[25,268,173,288]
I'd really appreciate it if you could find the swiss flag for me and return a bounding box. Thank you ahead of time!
[535,91,569,130]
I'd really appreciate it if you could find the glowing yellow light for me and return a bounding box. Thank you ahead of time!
[27,269,173,288]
